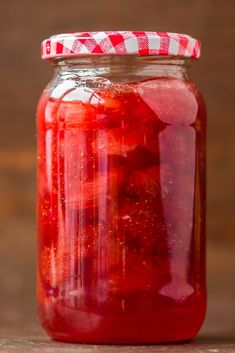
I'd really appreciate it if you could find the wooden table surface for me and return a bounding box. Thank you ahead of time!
[0,331,235,353]
[0,337,235,353]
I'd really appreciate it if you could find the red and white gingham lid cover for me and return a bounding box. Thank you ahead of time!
[41,31,201,60]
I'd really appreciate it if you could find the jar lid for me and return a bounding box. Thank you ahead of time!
[41,31,201,60]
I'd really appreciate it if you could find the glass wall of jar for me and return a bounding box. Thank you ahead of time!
[37,32,206,344]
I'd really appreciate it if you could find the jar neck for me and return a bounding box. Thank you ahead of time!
[52,56,192,81]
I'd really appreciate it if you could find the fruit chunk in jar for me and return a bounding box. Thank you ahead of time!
[37,77,206,343]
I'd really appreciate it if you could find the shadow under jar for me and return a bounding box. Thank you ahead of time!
[37,31,207,344]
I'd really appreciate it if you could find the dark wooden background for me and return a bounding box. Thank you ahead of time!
[0,0,234,340]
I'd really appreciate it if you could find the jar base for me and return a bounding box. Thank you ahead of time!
[48,333,198,345]
[39,300,206,344]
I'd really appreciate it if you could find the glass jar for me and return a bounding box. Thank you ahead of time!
[37,32,206,344]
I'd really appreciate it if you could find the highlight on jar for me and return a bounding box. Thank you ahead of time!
[37,31,207,344]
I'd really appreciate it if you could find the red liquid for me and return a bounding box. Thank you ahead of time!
[37,77,206,343]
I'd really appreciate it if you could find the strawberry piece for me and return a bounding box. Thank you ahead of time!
[92,128,138,157]
[109,257,166,293]
[92,117,161,159]
[44,98,61,126]
[38,191,58,247]
[158,125,196,196]
[98,82,162,125]
[65,169,124,218]
[117,199,167,257]
[159,278,194,303]
[95,85,136,127]
[125,166,160,200]
[159,125,196,173]
[138,78,198,125]
[39,222,119,293]
[57,100,97,128]
[56,86,131,129]
[39,245,70,291]
[126,146,158,171]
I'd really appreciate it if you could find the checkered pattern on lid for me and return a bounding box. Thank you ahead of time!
[41,31,201,60]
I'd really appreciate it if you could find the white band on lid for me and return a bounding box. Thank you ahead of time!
[41,31,201,60]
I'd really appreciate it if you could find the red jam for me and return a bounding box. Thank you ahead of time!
[37,77,206,343]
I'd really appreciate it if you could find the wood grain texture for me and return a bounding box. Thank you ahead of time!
[0,336,235,353]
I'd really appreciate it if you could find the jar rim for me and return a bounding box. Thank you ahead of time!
[41,31,201,61]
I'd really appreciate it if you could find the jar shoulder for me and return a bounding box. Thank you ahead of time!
[37,74,206,127]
